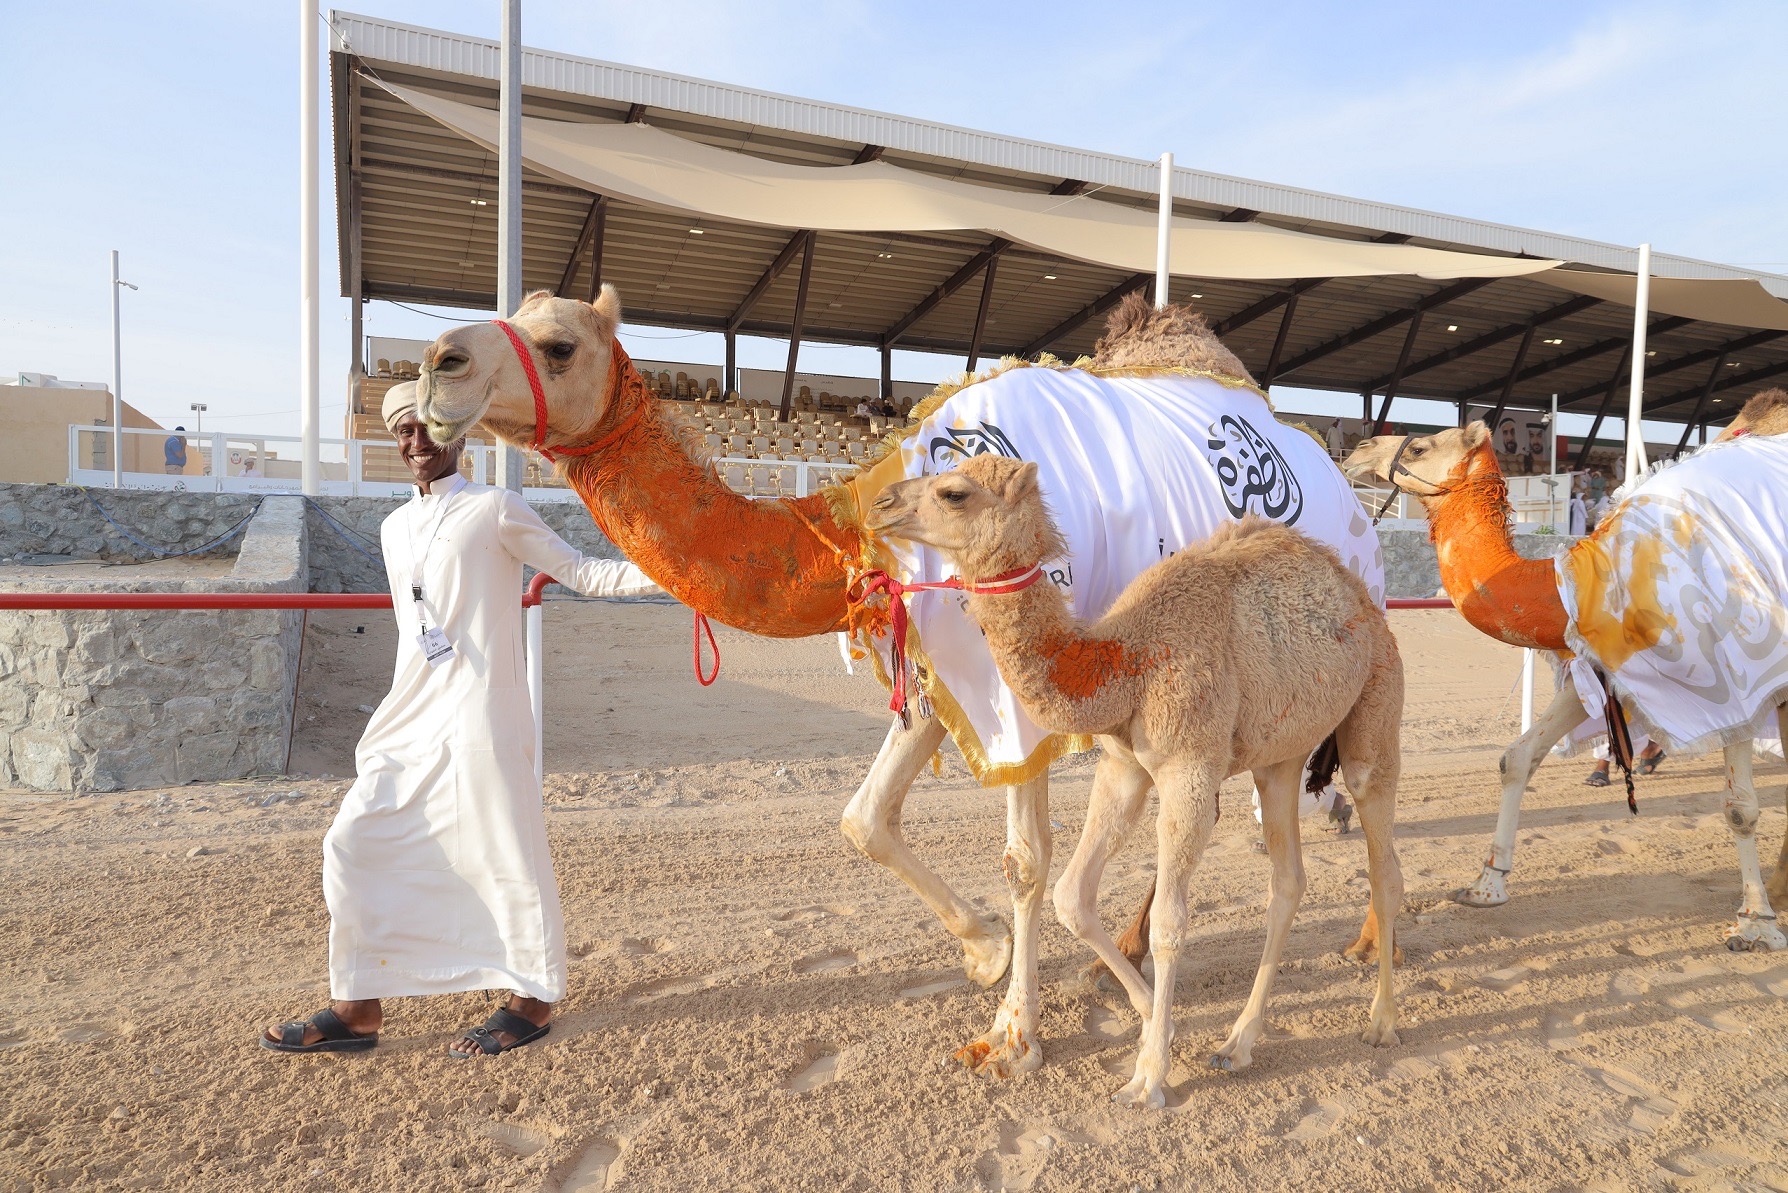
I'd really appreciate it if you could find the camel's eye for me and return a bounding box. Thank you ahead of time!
[1407,443,1426,457]
[939,487,969,506]
[545,342,575,362]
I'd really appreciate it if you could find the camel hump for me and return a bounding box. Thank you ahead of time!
[1085,292,1258,387]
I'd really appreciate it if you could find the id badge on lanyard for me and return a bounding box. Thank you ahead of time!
[411,489,459,669]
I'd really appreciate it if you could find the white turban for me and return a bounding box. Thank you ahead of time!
[381,381,419,432]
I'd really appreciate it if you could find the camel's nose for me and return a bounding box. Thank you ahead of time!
[425,330,475,378]
[871,491,899,511]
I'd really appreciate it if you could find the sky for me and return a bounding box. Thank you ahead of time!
[2,0,1784,445]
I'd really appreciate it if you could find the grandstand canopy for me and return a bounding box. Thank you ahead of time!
[328,10,1788,442]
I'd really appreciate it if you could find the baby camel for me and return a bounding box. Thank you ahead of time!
[867,455,1406,1108]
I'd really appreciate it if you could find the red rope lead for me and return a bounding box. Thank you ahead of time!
[853,564,1042,720]
[694,612,720,686]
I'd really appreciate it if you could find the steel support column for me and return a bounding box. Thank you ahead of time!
[724,331,737,397]
[729,231,809,333]
[967,255,999,371]
[779,232,816,422]
[1574,346,1634,470]
[880,344,893,402]
[557,194,606,297]
[1673,352,1729,455]
[884,239,1011,347]
[1261,293,1298,388]
[1485,322,1537,431]
[1371,310,1425,434]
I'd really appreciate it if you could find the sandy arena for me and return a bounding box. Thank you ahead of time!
[3,601,1786,1191]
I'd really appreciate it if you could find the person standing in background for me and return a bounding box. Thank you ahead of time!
[163,427,187,475]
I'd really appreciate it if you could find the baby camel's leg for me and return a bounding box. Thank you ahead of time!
[956,774,1052,1077]
[840,716,1011,985]
[1455,682,1587,908]
[1114,758,1222,1111]
[1211,757,1305,1073]
[1336,670,1405,1048]
[1767,704,1788,908]
[1054,749,1156,1018]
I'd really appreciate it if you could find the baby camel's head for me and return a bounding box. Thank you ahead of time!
[866,455,1065,580]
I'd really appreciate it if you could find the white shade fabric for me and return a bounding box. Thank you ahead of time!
[381,82,1561,284]
[1536,268,1788,333]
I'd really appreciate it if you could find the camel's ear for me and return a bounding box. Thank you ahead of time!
[1461,421,1490,451]
[590,284,623,339]
[1000,460,1042,503]
[515,289,555,317]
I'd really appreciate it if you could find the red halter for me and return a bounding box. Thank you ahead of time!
[488,320,644,463]
[853,564,1043,721]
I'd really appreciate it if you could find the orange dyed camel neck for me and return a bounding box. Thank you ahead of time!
[559,358,857,638]
[963,577,1159,737]
[1422,444,1568,651]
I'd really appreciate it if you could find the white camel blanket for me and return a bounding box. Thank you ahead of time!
[864,364,1384,786]
[1557,433,1788,755]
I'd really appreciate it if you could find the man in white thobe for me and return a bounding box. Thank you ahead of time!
[263,383,659,1057]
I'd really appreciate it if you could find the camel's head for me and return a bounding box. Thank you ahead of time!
[865,455,1065,580]
[1715,387,1788,441]
[1343,421,1491,496]
[417,285,624,448]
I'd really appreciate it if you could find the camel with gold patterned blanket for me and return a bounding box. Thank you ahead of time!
[1345,398,1788,952]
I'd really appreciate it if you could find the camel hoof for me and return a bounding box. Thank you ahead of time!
[1112,1075,1167,1110]
[952,1026,1041,1080]
[1342,939,1406,967]
[961,921,1013,987]
[1209,1053,1236,1073]
[1724,914,1787,952]
[1078,958,1131,997]
[1361,1023,1401,1049]
[1452,866,1510,908]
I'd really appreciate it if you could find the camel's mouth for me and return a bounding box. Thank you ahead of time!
[417,369,495,447]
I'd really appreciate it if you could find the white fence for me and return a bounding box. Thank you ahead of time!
[68,425,857,502]
[70,424,1576,528]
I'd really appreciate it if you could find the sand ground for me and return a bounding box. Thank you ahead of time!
[3,602,1787,1192]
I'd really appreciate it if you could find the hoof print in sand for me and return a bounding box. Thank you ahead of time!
[556,1133,626,1192]
[476,1120,550,1158]
[1282,1097,1349,1142]
[785,1043,841,1093]
[794,949,857,975]
[773,904,854,924]
[899,976,966,999]
[974,1122,1059,1191]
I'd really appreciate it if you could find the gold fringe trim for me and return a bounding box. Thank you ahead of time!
[856,620,1094,789]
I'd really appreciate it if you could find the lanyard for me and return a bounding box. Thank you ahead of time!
[408,486,459,631]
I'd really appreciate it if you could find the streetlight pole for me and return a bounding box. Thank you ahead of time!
[494,0,525,493]
[110,249,138,489]
[190,402,207,434]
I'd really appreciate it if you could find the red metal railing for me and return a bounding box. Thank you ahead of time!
[0,591,1454,612]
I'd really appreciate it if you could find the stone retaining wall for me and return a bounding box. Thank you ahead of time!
[0,498,306,791]
[1380,527,1576,599]
[304,495,626,595]
[0,482,255,563]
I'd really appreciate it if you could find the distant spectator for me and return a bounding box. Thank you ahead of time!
[164,427,187,475]
[1569,489,1588,536]
[1588,468,1607,504]
[855,399,872,419]
[1325,420,1344,457]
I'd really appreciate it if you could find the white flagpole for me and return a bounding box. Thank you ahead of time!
[1625,243,1651,482]
[299,0,320,496]
[495,0,526,493]
[1155,152,1173,311]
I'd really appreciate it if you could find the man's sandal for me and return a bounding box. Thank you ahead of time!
[1584,770,1612,787]
[260,1007,378,1054]
[449,1007,551,1058]
[1638,751,1668,776]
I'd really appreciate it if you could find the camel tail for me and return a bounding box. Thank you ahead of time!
[1305,733,1341,795]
